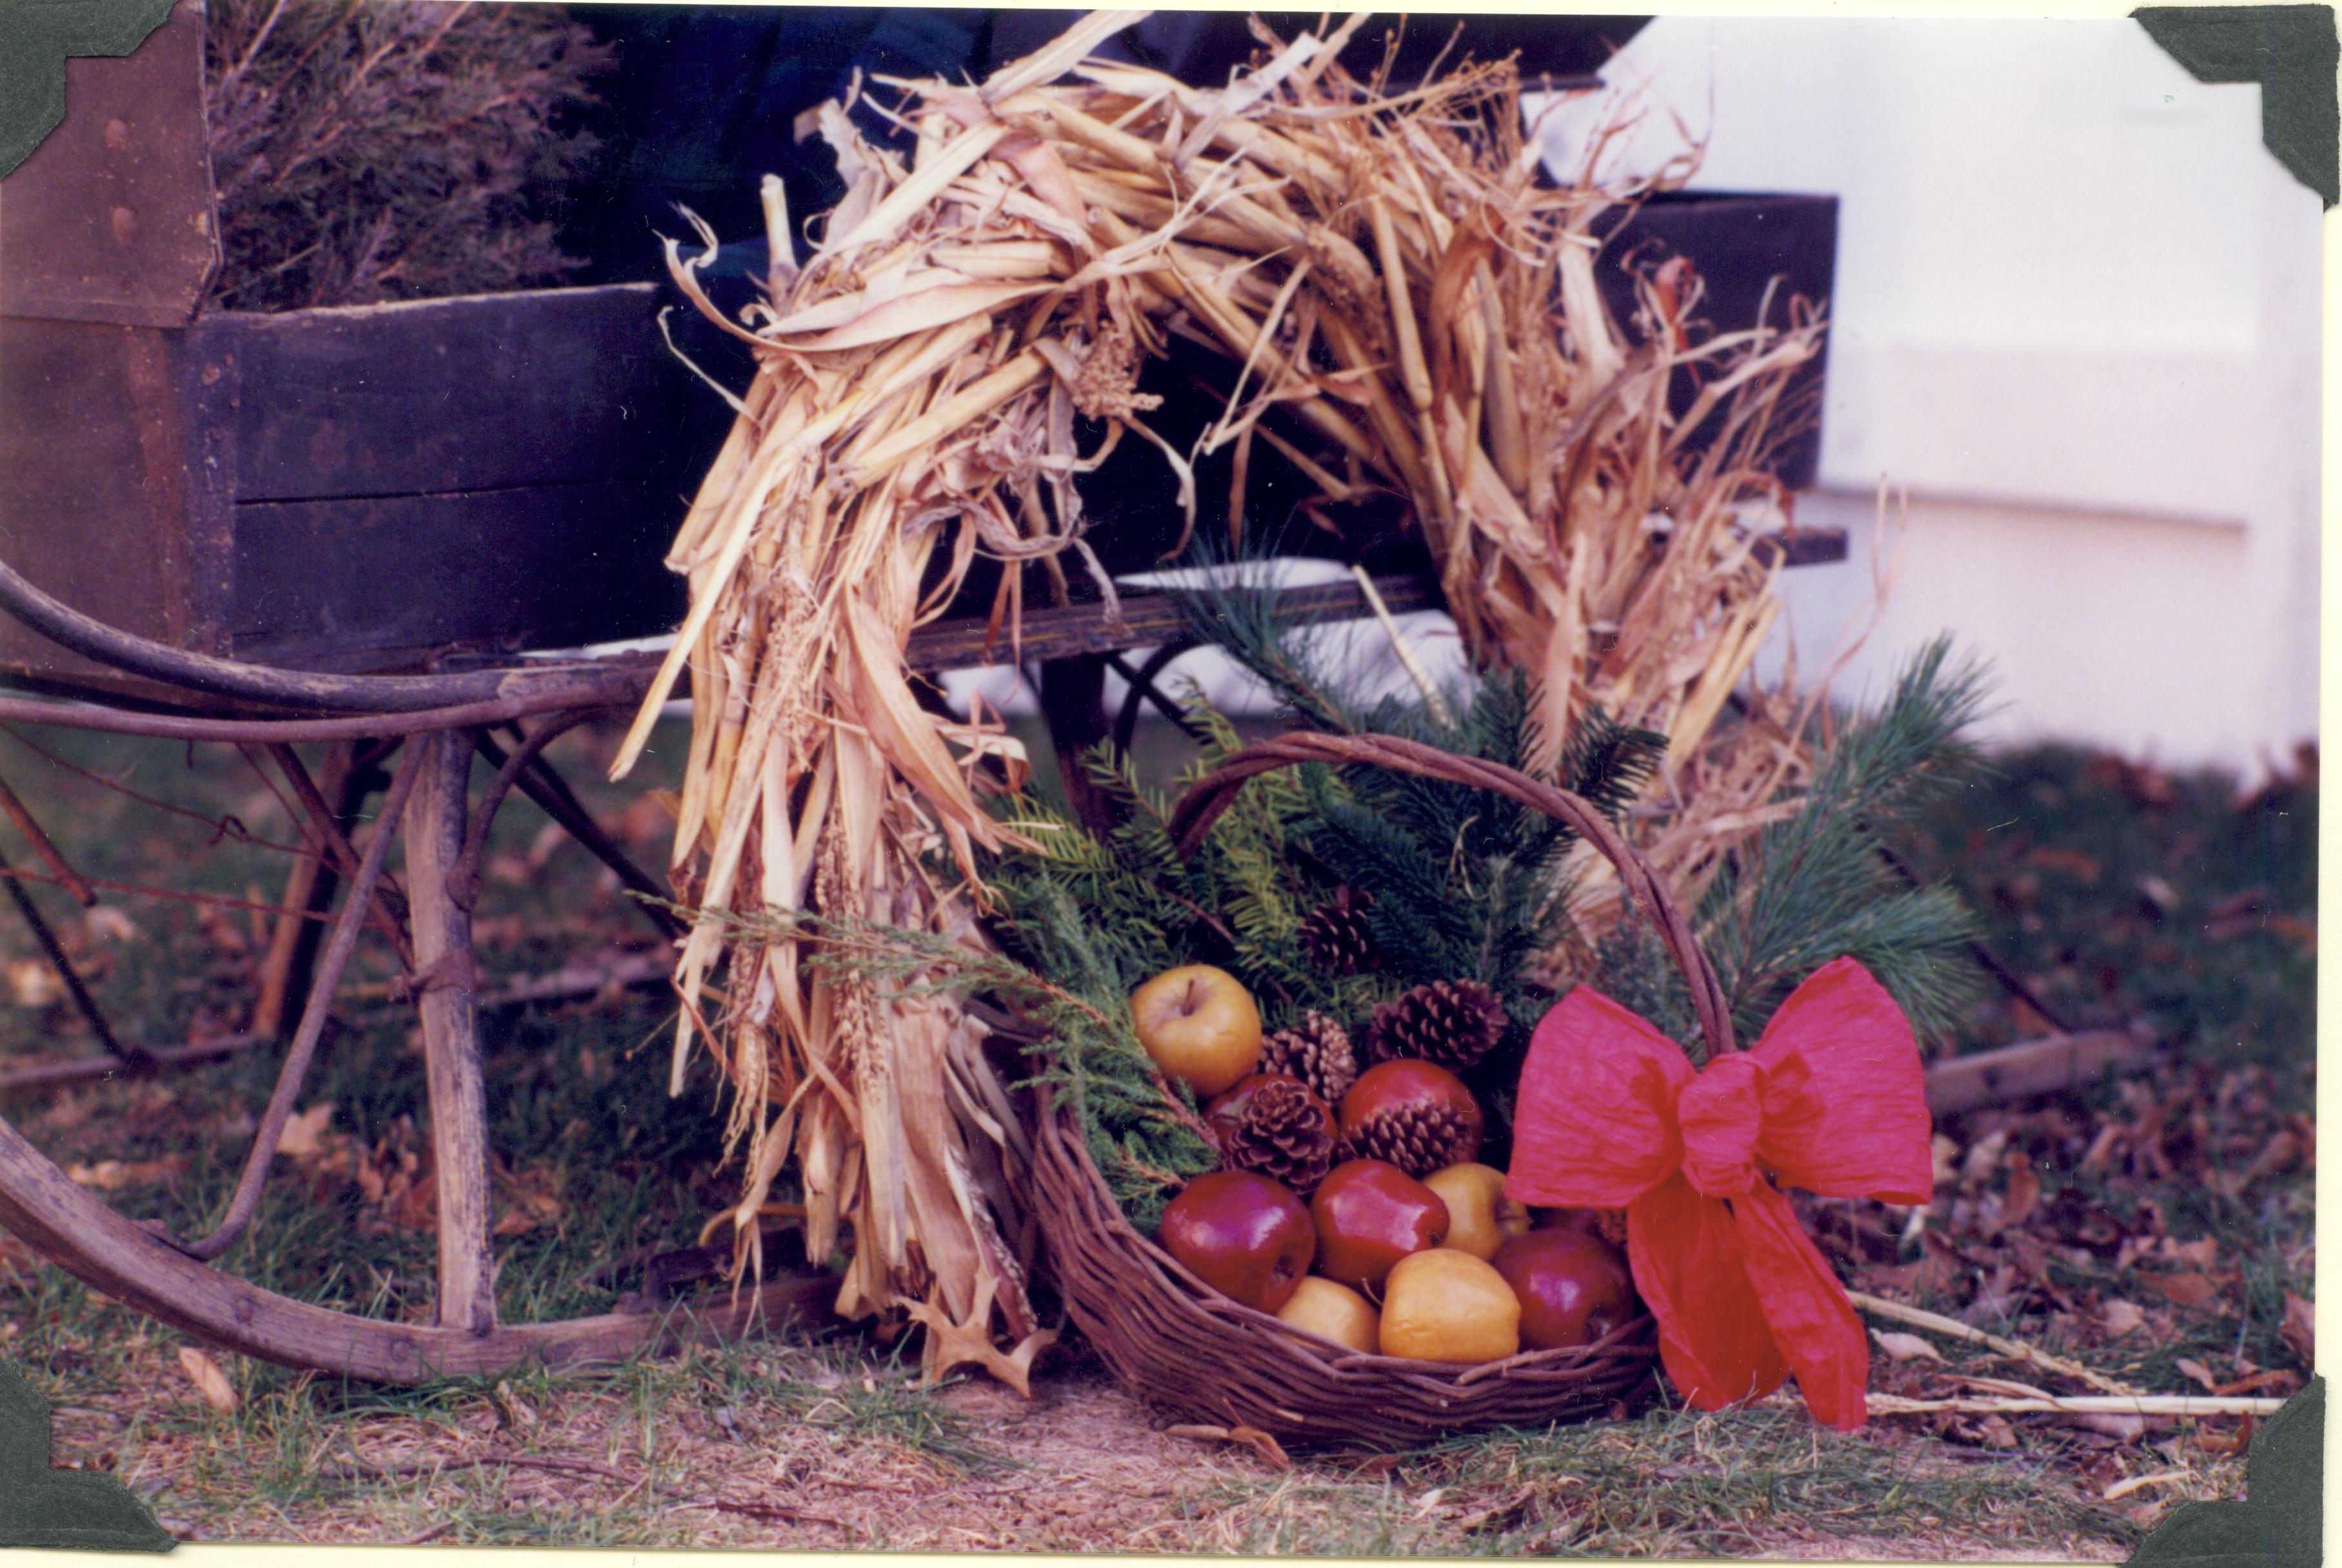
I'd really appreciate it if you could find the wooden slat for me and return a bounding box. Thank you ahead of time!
[0,317,230,691]
[225,284,695,502]
[908,572,1447,673]
[0,0,218,328]
[902,533,1843,673]
[1924,1028,2163,1118]
[226,482,686,665]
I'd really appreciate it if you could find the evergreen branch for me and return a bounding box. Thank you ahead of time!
[1700,635,1996,1044]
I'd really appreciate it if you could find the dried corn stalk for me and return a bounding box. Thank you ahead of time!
[613,12,1827,1375]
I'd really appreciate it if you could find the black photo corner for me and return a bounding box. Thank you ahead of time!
[0,0,2330,1558]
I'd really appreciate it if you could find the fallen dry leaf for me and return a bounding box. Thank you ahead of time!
[275,1103,336,1160]
[2103,1469,2188,1502]
[66,1155,186,1191]
[2101,1299,2147,1336]
[1977,1413,2019,1450]
[177,1346,238,1413]
[83,904,137,944]
[2000,1150,2041,1231]
[2199,1413,2258,1456]
[900,1280,1057,1398]
[2279,1291,2315,1365]
[1872,1331,1943,1364]
[4,958,62,1009]
[491,1159,568,1238]
[2174,1357,2221,1394]
[2156,1273,2219,1309]
[2215,1369,2300,1398]
[1960,1130,2010,1189]
[1930,1135,1960,1189]
[388,1169,439,1234]
[2072,1411,2146,1444]
[1166,1422,1293,1470]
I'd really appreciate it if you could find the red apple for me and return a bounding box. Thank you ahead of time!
[1309,1158,1449,1293]
[1534,1206,1605,1234]
[1492,1228,1638,1351]
[1159,1171,1315,1313]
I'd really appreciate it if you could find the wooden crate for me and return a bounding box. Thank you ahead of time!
[0,0,697,700]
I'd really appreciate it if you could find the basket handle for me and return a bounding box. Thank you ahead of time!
[1164,730,1738,1063]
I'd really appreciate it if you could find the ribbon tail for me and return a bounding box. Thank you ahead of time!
[1627,1175,1791,1412]
[1732,1180,1871,1429]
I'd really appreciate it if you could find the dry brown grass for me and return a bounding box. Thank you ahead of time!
[22,1320,2179,1556]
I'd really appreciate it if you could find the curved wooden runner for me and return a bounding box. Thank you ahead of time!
[0,1108,833,1380]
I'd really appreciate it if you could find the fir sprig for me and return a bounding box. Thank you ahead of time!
[1697,635,1995,1046]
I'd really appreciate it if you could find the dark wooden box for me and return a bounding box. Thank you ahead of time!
[1596,190,1839,493]
[0,0,697,700]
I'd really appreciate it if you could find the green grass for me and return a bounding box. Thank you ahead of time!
[1900,742,2315,1087]
[0,718,2307,1552]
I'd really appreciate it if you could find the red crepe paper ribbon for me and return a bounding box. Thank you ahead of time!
[1505,957,1934,1429]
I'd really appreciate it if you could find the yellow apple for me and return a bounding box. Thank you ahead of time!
[1130,964,1262,1097]
[1378,1248,1522,1365]
[1422,1162,1531,1262]
[1276,1275,1380,1354]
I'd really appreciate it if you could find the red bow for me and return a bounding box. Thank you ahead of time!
[1505,957,1934,1429]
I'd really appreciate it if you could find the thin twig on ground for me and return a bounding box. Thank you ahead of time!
[1868,1394,2286,1418]
[683,1498,842,1527]
[1847,1289,2147,1398]
[318,1449,630,1485]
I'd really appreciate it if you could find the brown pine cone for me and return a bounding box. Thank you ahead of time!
[1211,1075,1337,1195]
[1296,887,1378,977]
[1335,1059,1485,1178]
[1258,1011,1358,1105]
[1336,1101,1480,1180]
[1362,978,1509,1072]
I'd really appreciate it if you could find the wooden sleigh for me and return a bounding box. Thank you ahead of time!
[0,3,2163,1387]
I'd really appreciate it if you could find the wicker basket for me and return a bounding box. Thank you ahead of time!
[1024,730,1751,1448]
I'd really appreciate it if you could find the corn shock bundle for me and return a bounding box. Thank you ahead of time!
[610,12,1827,1376]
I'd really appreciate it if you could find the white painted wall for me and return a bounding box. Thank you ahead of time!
[1545,16,2323,773]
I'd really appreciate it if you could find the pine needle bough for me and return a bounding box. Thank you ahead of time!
[613,12,1828,1373]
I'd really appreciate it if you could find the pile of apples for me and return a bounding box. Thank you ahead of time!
[1131,964,1639,1365]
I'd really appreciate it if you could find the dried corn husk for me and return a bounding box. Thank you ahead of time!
[615,13,1827,1378]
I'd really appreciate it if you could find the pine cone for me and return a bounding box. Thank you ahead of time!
[1362,978,1509,1072]
[1336,1101,1479,1179]
[1218,1077,1336,1194]
[1297,887,1378,977]
[1259,1011,1358,1105]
